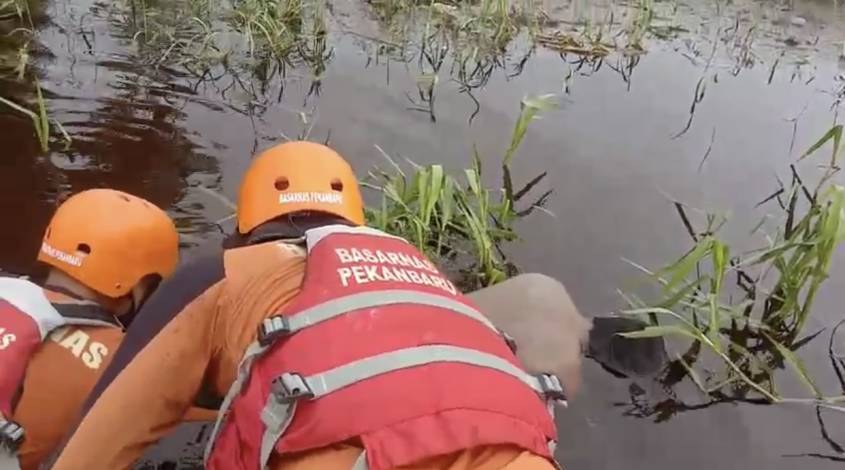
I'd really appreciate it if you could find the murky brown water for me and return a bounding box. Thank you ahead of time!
[3,0,845,467]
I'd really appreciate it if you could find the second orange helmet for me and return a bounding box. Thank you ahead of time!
[237,141,365,234]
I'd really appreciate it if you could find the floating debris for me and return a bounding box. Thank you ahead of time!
[534,31,612,57]
[790,16,807,28]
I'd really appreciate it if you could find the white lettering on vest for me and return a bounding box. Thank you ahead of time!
[332,244,458,294]
[59,330,89,357]
[334,263,456,294]
[352,265,369,284]
[337,267,353,286]
[82,341,108,369]
[0,328,17,350]
[336,249,438,272]
[50,327,110,369]
[335,249,353,263]
[41,242,84,267]
[279,192,343,205]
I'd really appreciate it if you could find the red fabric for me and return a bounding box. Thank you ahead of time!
[208,229,556,470]
[0,300,44,417]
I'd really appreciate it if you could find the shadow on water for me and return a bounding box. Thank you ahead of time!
[4,0,845,467]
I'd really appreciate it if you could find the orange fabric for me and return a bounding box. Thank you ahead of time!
[37,189,179,298]
[11,290,123,470]
[51,242,557,470]
[237,141,365,233]
[10,288,214,470]
[273,443,556,470]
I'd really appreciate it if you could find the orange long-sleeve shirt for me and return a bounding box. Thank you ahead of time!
[51,241,556,470]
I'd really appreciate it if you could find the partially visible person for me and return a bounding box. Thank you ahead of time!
[0,189,180,470]
[51,142,588,470]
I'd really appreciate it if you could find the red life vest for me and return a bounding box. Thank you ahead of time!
[205,225,565,470]
[0,278,118,465]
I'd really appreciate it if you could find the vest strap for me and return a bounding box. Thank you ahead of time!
[0,419,23,452]
[203,341,268,464]
[0,278,118,331]
[271,345,566,403]
[255,346,563,470]
[258,290,507,349]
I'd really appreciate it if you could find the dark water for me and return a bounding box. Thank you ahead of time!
[3,0,845,467]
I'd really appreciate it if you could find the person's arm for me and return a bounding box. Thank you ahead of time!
[50,282,224,470]
[80,248,225,417]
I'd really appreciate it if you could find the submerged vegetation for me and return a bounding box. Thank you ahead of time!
[622,125,845,413]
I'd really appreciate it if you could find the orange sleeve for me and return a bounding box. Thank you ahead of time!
[51,282,224,470]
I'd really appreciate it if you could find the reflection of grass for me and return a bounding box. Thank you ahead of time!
[622,125,845,410]
[364,94,555,290]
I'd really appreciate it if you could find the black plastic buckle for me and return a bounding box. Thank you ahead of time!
[501,331,518,353]
[537,374,567,403]
[0,419,24,451]
[258,316,292,346]
[271,373,314,403]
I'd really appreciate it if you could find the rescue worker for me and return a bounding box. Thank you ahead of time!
[51,142,581,470]
[0,189,181,470]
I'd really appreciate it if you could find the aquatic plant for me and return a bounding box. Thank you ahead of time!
[0,80,69,152]
[621,125,845,411]
[234,0,303,60]
[364,94,556,290]
[369,0,539,56]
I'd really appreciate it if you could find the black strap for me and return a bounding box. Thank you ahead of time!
[53,303,121,328]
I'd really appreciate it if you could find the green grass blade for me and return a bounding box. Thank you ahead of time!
[799,124,842,166]
[762,331,823,398]
[620,325,702,342]
[0,95,37,119]
[658,238,713,292]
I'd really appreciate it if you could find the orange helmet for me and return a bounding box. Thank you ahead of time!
[237,141,365,234]
[37,189,179,298]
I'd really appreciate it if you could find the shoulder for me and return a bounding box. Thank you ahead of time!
[222,242,305,293]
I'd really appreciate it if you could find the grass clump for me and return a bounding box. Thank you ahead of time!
[0,0,70,154]
[364,94,556,290]
[234,0,303,60]
[371,0,540,56]
[0,81,71,153]
[622,125,845,411]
